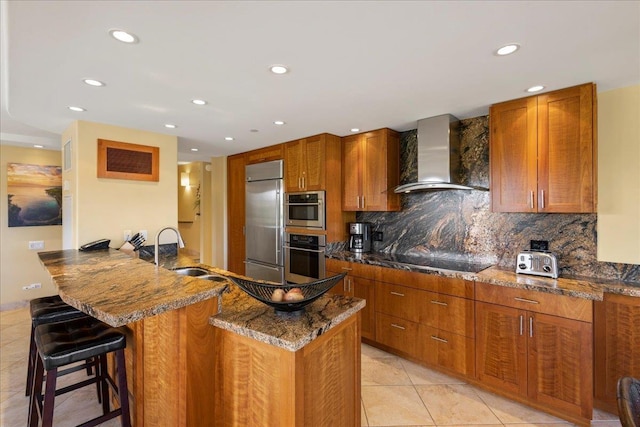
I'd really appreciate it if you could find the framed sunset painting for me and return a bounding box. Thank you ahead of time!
[7,163,62,227]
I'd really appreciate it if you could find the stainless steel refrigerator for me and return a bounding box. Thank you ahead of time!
[244,160,284,283]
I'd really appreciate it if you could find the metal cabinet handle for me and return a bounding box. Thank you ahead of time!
[430,300,448,306]
[362,195,365,209]
[519,315,524,336]
[341,267,353,271]
[514,297,540,304]
[431,336,448,343]
[391,323,405,330]
[540,190,545,209]
[301,176,305,189]
[390,291,405,297]
[529,316,534,338]
[530,190,534,209]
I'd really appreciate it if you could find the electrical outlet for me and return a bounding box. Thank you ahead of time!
[28,241,45,250]
[140,230,148,240]
[530,240,549,251]
[373,231,384,241]
[124,230,132,241]
[22,283,42,290]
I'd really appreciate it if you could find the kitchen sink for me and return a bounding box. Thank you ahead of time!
[172,267,210,276]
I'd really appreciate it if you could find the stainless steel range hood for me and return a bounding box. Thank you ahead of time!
[394,114,487,193]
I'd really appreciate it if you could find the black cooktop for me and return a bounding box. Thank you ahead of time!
[366,252,493,273]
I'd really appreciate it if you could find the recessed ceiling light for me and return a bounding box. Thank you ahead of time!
[225,137,234,141]
[164,124,177,129]
[269,65,289,74]
[34,145,44,149]
[273,120,286,125]
[109,29,139,44]
[83,79,105,87]
[191,99,207,105]
[496,44,520,56]
[190,148,199,152]
[527,85,545,93]
[250,129,259,133]
[350,128,360,132]
[68,106,86,112]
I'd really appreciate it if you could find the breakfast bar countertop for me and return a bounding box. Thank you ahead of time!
[37,249,228,327]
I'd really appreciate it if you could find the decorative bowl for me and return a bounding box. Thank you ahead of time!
[227,273,346,314]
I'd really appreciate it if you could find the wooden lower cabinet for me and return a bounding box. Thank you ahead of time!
[326,259,376,341]
[594,293,640,414]
[212,313,361,426]
[112,298,219,426]
[475,285,594,424]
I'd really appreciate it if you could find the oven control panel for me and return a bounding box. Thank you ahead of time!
[516,250,558,279]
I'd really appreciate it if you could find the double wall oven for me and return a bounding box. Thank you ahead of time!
[284,191,327,284]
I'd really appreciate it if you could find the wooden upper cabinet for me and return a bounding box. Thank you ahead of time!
[342,128,400,212]
[284,134,325,192]
[245,144,283,165]
[490,83,596,213]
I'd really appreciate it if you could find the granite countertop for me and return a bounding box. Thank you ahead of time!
[38,249,366,351]
[38,249,228,327]
[210,283,365,352]
[327,250,640,300]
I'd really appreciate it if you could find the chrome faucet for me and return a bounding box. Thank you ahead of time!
[155,226,185,265]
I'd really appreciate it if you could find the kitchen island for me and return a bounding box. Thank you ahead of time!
[38,249,365,427]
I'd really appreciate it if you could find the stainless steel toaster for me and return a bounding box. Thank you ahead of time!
[516,250,558,279]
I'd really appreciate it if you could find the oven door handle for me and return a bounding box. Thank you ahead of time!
[283,245,325,253]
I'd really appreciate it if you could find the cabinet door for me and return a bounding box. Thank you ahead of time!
[537,84,595,213]
[528,312,593,419]
[342,134,362,211]
[594,294,640,413]
[375,282,423,323]
[284,139,305,192]
[362,131,387,211]
[476,301,528,397]
[490,96,538,212]
[227,154,246,275]
[376,313,421,358]
[302,135,325,191]
[420,291,475,338]
[352,276,376,341]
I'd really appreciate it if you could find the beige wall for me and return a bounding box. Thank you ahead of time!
[61,120,179,249]
[597,85,640,264]
[0,145,62,308]
[209,156,227,269]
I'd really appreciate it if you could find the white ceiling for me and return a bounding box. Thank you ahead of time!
[1,1,639,163]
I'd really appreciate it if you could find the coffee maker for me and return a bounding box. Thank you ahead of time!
[349,222,372,253]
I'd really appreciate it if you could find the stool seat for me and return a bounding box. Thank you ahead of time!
[30,295,85,326]
[29,316,131,427]
[35,317,125,370]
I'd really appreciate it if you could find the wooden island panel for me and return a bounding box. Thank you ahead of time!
[213,314,361,427]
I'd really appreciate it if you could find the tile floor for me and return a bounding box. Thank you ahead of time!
[1,306,622,426]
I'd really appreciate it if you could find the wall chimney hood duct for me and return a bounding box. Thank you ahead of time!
[394,114,487,193]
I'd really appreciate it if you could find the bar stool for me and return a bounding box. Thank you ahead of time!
[26,295,86,396]
[29,316,131,427]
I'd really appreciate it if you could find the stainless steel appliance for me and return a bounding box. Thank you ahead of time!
[349,222,372,253]
[245,160,284,283]
[516,250,558,279]
[284,232,326,284]
[285,191,325,229]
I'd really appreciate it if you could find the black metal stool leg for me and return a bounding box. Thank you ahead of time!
[116,349,132,427]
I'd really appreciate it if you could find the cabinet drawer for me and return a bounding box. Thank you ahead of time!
[420,291,475,338]
[378,268,474,298]
[476,282,592,322]
[375,282,423,323]
[375,313,421,358]
[421,324,475,377]
[326,259,377,280]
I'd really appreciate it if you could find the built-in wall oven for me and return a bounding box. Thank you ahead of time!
[284,233,326,284]
[284,191,325,229]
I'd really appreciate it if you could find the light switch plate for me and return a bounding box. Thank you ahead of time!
[28,241,45,250]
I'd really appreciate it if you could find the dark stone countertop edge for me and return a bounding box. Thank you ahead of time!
[326,251,640,300]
